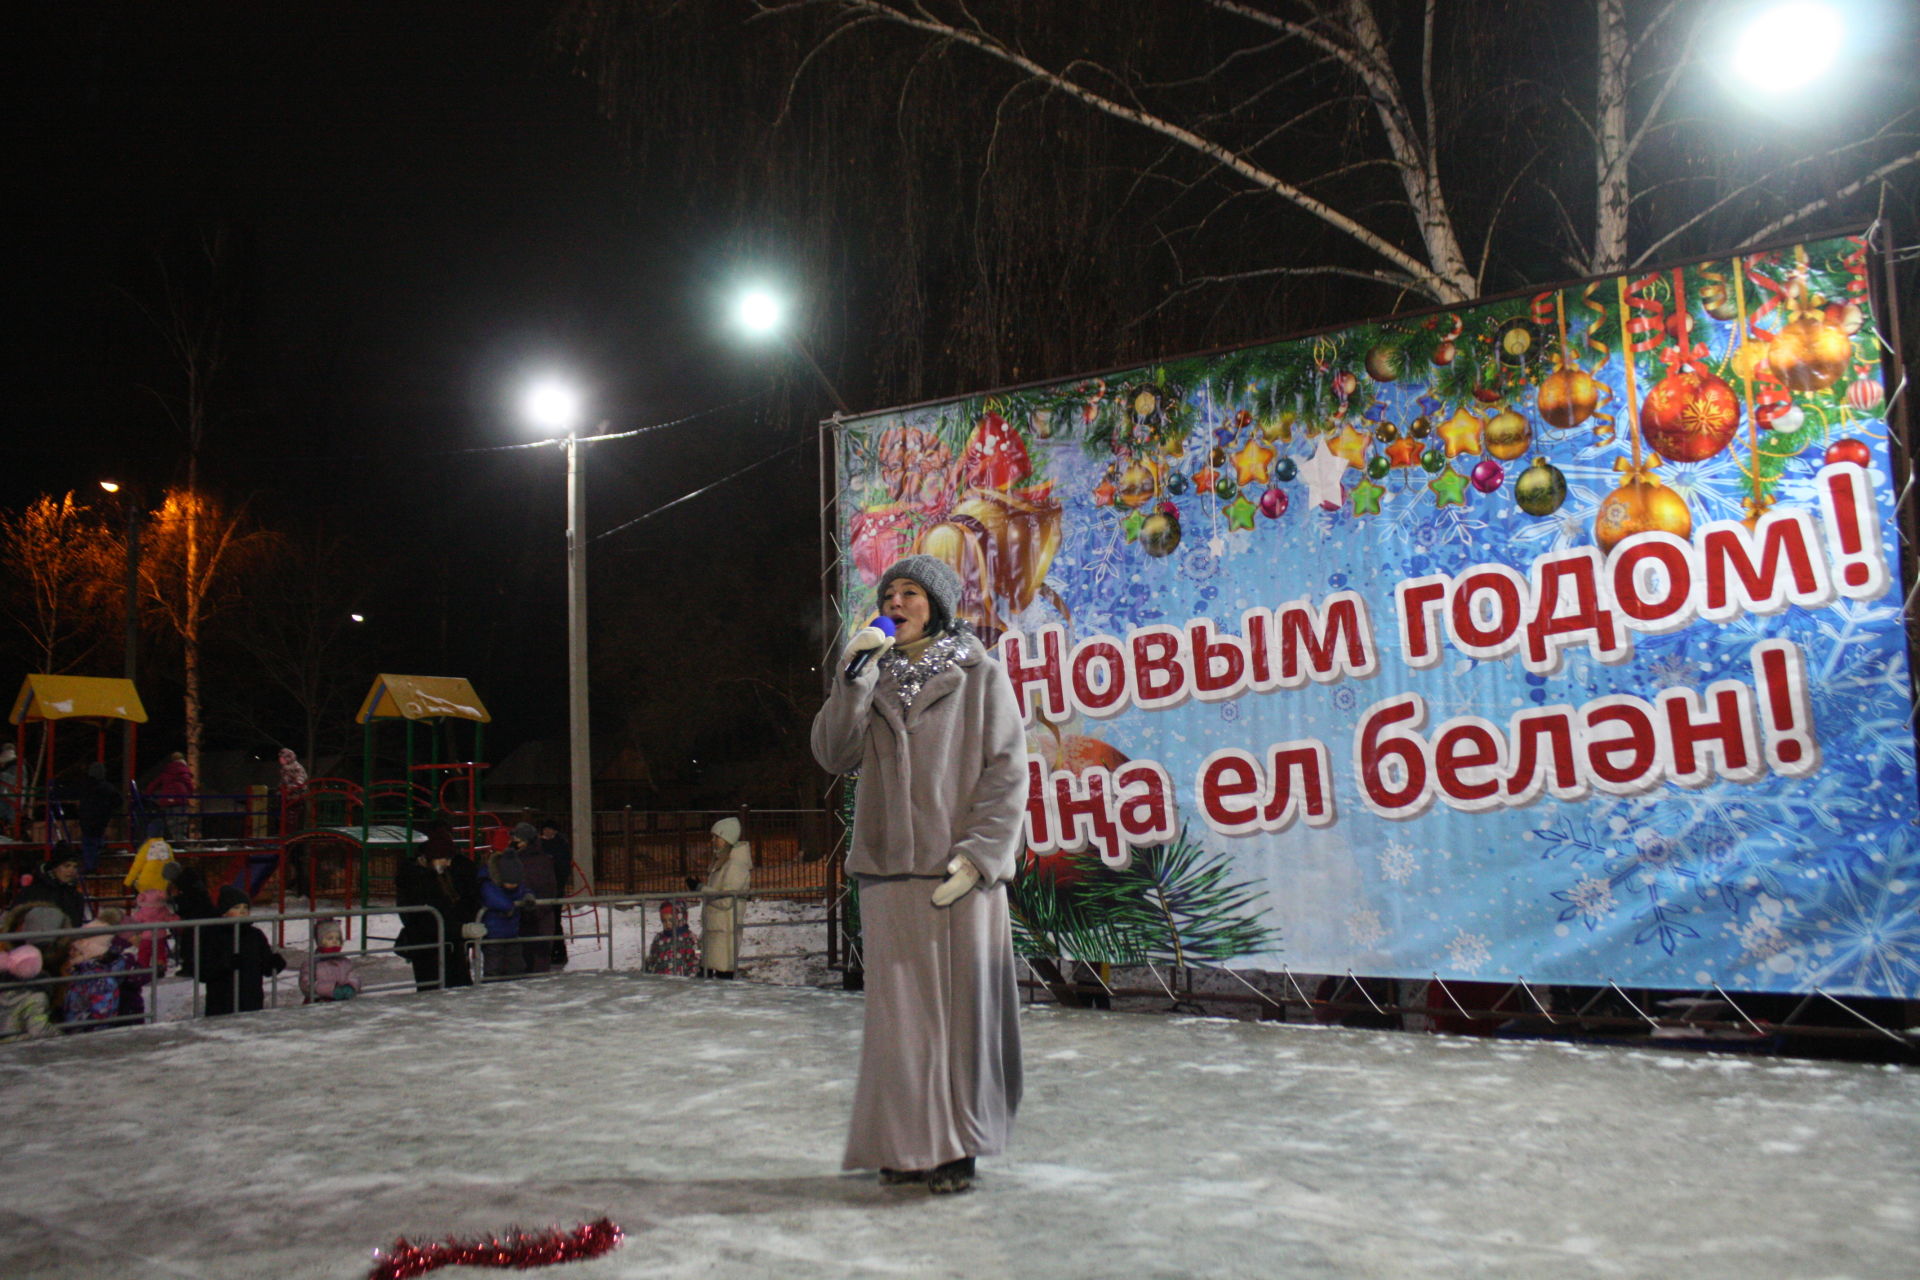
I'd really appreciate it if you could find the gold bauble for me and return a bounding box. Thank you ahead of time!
[1594,478,1691,552]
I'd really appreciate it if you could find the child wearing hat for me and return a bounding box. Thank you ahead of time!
[478,850,536,980]
[198,886,286,1016]
[642,900,700,977]
[123,821,177,895]
[57,914,138,1032]
[299,918,360,1002]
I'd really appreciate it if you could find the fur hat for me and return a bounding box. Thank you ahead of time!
[1,945,43,980]
[878,555,962,633]
[710,817,742,846]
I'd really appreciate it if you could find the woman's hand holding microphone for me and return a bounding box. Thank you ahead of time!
[843,616,897,680]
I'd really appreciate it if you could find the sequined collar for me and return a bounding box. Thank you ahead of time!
[878,628,972,709]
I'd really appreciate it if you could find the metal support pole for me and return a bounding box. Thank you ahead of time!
[565,433,596,893]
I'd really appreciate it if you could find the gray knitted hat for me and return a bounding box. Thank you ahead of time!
[877,555,962,632]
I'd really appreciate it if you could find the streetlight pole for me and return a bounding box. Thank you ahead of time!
[523,379,599,894]
[564,430,595,895]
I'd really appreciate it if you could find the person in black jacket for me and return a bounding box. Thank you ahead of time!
[394,824,474,991]
[163,860,219,979]
[74,763,121,874]
[199,886,285,1016]
[537,820,573,968]
[11,845,87,928]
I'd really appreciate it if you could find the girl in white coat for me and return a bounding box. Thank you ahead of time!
[698,818,752,977]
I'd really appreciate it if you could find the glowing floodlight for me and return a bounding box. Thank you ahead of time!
[1733,3,1842,90]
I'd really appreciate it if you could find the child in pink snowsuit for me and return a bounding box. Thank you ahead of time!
[300,918,359,1002]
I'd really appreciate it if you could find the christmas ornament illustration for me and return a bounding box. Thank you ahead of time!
[1513,457,1568,517]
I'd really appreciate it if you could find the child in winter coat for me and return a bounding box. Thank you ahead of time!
[643,900,700,976]
[58,924,137,1032]
[199,887,286,1016]
[127,889,176,977]
[300,918,359,1002]
[478,851,535,981]
[0,943,53,1042]
[122,821,176,895]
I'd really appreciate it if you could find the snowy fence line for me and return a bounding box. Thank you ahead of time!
[0,904,443,1039]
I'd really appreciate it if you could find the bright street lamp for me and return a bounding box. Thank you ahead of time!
[730,284,850,414]
[523,378,599,894]
[1732,3,1843,91]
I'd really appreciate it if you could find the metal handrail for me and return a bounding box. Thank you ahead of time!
[0,904,445,1041]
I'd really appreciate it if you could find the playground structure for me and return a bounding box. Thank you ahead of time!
[6,675,147,846]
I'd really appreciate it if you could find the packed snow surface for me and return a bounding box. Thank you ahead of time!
[3,972,1917,1279]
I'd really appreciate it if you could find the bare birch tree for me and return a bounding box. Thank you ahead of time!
[0,494,119,675]
[137,488,276,783]
[558,0,1919,396]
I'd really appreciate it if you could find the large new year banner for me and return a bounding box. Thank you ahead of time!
[830,233,1920,998]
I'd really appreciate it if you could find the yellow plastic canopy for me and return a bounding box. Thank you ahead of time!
[355,675,491,724]
[9,675,149,725]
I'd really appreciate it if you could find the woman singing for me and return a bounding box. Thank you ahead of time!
[811,555,1028,1195]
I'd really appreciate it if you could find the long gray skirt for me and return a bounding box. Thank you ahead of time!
[842,875,1023,1172]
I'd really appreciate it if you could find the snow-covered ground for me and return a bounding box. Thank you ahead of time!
[4,963,1918,1279]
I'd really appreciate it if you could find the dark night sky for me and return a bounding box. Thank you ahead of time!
[5,3,822,776]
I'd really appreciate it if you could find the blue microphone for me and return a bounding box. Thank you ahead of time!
[845,616,898,679]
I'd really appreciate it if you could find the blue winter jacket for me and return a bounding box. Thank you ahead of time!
[478,877,532,939]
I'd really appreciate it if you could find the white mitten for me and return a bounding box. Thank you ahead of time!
[460,923,487,941]
[930,856,981,907]
[844,624,895,672]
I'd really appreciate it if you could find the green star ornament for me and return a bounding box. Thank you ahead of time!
[1121,510,1146,542]
[1427,464,1470,508]
[1349,477,1386,516]
[1224,494,1259,531]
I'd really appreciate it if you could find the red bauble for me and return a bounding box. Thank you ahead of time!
[1640,368,1740,462]
[1824,438,1872,468]
[960,411,1032,490]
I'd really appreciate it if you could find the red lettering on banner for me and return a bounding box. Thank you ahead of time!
[1447,566,1525,659]
[1580,697,1661,795]
[1197,743,1335,834]
[1022,759,1052,849]
[1504,708,1585,805]
[1817,461,1892,600]
[1432,717,1505,809]
[999,625,1068,724]
[1658,682,1762,787]
[1751,639,1820,777]
[1242,607,1276,690]
[1048,767,1125,867]
[1188,618,1250,701]
[1277,592,1378,684]
[1130,625,1188,710]
[1113,761,1178,856]
[1355,694,1432,819]
[1525,549,1628,672]
[1068,637,1128,718]
[1396,576,1449,670]
[1698,512,1832,622]
[1264,743,1336,829]
[1197,749,1263,833]
[1608,534,1696,634]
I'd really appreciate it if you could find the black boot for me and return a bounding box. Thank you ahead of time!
[927,1157,975,1195]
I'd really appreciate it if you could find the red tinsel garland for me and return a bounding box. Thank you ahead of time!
[368,1219,623,1279]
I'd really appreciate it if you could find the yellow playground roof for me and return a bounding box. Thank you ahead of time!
[9,675,149,724]
[355,675,492,724]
